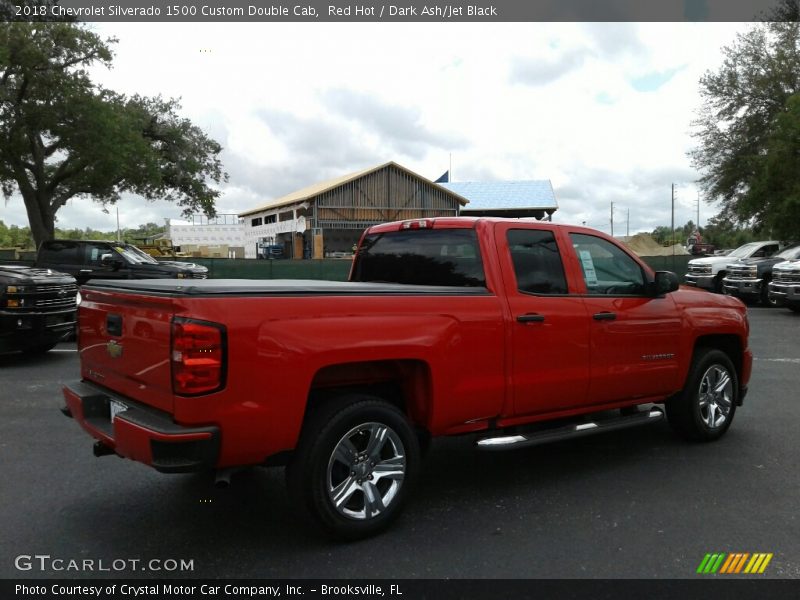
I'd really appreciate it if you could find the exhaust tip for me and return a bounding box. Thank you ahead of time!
[214,468,235,488]
[93,441,115,457]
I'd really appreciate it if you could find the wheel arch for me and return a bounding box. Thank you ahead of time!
[303,358,433,434]
[692,334,744,405]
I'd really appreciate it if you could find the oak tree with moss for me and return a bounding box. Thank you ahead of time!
[0,21,227,247]
[691,5,800,239]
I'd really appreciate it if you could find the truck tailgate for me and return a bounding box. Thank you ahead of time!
[78,286,177,413]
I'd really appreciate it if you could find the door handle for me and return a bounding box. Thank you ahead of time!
[517,313,546,323]
[593,312,617,321]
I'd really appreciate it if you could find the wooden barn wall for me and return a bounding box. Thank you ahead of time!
[313,166,460,229]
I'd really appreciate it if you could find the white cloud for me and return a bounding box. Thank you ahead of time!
[0,22,747,235]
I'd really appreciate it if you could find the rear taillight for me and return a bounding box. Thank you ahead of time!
[171,318,227,395]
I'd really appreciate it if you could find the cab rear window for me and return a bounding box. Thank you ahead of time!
[352,229,486,287]
[39,241,81,265]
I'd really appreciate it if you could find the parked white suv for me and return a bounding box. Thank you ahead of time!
[685,241,782,293]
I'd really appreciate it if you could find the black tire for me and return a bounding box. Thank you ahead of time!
[788,303,800,313]
[713,273,724,294]
[21,342,57,356]
[286,395,420,540]
[761,280,778,307]
[666,348,738,442]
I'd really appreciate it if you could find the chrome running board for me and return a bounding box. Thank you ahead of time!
[476,408,664,451]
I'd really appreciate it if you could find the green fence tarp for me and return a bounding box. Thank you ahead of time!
[2,256,692,282]
[183,256,692,282]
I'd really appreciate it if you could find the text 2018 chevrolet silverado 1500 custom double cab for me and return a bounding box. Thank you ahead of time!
[63,218,752,539]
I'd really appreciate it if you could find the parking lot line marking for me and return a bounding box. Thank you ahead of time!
[754,358,800,364]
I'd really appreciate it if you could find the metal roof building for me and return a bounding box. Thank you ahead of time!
[438,180,558,220]
[239,162,468,259]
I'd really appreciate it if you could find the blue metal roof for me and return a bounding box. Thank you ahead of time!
[439,180,557,211]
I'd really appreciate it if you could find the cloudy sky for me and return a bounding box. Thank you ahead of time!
[2,21,750,235]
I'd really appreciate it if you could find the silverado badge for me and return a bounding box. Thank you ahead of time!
[106,340,123,359]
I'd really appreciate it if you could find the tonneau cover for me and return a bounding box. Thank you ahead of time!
[82,278,490,296]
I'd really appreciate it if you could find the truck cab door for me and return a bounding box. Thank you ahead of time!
[566,232,682,404]
[495,224,591,417]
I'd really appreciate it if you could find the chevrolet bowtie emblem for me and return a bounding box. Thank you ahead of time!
[106,340,123,358]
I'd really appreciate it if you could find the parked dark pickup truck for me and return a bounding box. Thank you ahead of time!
[36,240,207,285]
[63,218,752,539]
[722,243,800,306]
[769,258,800,312]
[0,265,77,354]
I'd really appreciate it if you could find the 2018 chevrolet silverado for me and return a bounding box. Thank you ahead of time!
[62,218,752,539]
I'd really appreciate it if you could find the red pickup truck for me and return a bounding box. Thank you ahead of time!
[63,218,752,539]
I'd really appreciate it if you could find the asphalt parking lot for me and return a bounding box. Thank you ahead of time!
[0,307,798,580]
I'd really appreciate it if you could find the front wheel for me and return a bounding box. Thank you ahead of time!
[286,395,420,540]
[666,348,738,442]
[713,273,725,294]
[761,281,779,307]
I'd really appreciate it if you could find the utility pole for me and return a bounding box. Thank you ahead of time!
[671,183,676,270]
[610,202,614,237]
[696,191,700,232]
[626,208,630,238]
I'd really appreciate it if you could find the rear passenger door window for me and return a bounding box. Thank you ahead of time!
[507,229,568,295]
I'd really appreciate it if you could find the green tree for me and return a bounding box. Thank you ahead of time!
[700,214,759,248]
[125,221,166,240]
[650,225,675,245]
[651,222,698,246]
[690,9,800,240]
[0,22,227,248]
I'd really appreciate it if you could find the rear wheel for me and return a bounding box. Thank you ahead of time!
[286,395,420,540]
[788,302,800,313]
[666,348,738,442]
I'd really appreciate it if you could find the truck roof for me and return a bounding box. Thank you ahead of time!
[366,216,592,235]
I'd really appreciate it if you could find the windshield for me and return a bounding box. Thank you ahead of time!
[728,242,764,258]
[776,245,800,260]
[115,245,159,264]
